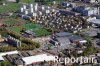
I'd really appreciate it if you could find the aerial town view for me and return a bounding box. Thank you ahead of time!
[0,0,100,66]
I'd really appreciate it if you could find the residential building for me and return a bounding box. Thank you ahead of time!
[6,35,21,47]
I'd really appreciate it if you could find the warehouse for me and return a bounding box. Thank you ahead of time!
[22,54,56,65]
[69,35,87,44]
[0,51,19,61]
[56,37,71,50]
[75,0,100,3]
[87,19,100,27]
[73,6,98,16]
[55,32,72,37]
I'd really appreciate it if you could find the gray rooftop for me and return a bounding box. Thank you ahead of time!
[69,35,84,41]
[88,19,100,25]
[83,30,97,37]
[56,32,72,37]
[56,37,71,49]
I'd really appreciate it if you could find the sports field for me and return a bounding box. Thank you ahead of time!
[9,23,50,36]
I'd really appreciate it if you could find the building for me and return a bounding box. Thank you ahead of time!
[6,35,21,47]
[18,3,56,19]
[0,51,19,61]
[82,30,97,37]
[61,2,76,8]
[87,19,100,27]
[0,35,4,42]
[55,32,72,37]
[0,21,4,26]
[7,0,19,3]
[56,37,71,50]
[50,32,72,49]
[73,6,98,16]
[0,43,8,47]
[69,35,87,44]
[14,60,24,66]
[22,54,56,65]
[75,0,100,3]
[59,10,80,16]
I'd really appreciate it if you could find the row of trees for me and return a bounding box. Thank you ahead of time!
[19,45,36,50]
[0,61,12,66]
[7,30,21,39]
[21,38,40,48]
[7,30,40,50]
[0,46,16,52]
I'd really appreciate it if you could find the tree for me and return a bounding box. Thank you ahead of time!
[0,0,3,3]
[1,62,6,66]
[16,0,19,3]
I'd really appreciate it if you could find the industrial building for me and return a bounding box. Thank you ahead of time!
[55,32,72,37]
[87,17,99,27]
[50,32,72,49]
[68,35,87,44]
[0,51,19,61]
[22,54,56,65]
[6,35,21,47]
[75,0,100,3]
[73,6,99,16]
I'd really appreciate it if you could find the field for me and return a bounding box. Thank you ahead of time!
[8,23,50,37]
[20,0,35,3]
[0,2,21,13]
[4,19,17,26]
[2,18,26,26]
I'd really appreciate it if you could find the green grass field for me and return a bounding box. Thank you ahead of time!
[3,18,28,26]
[20,0,35,3]
[4,19,17,26]
[9,23,50,36]
[0,2,21,13]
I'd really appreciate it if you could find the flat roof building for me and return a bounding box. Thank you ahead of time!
[55,32,72,37]
[22,54,56,65]
[0,51,19,61]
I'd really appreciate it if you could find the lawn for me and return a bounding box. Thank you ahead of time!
[4,19,17,26]
[3,18,28,26]
[0,2,21,13]
[20,0,35,3]
[8,23,50,36]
